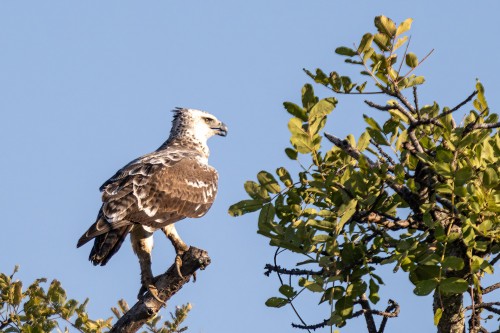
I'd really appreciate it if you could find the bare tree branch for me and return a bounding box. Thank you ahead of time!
[355,294,377,333]
[434,90,478,120]
[490,253,500,267]
[378,300,400,333]
[110,247,211,333]
[291,319,329,331]
[264,264,324,277]
[483,282,500,295]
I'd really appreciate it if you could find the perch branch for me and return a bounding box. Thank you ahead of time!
[110,247,211,333]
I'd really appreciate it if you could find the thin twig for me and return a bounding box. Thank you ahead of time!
[400,49,435,79]
[370,139,396,167]
[490,253,500,267]
[264,264,324,277]
[433,90,478,120]
[413,86,420,118]
[273,248,311,333]
[291,319,329,331]
[483,283,500,295]
[464,302,500,313]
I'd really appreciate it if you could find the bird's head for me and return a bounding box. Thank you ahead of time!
[170,108,228,142]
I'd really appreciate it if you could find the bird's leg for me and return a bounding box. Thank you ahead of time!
[161,224,191,280]
[130,226,163,302]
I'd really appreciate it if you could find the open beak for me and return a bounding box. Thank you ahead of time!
[213,122,228,137]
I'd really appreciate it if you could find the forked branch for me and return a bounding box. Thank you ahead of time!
[110,247,211,333]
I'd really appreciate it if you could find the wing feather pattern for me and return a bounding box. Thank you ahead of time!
[78,150,219,265]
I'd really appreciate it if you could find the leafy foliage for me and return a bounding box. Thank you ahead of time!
[0,266,191,333]
[230,15,500,332]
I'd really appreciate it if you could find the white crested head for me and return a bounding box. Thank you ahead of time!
[161,108,228,158]
[170,108,228,141]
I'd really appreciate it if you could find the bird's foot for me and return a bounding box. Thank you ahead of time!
[174,253,196,282]
[175,254,184,278]
[137,278,164,303]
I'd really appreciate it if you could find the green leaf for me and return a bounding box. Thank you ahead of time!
[279,285,296,298]
[302,279,324,293]
[338,200,357,231]
[393,36,408,52]
[434,308,443,326]
[369,279,380,304]
[301,84,317,110]
[439,277,468,294]
[357,33,374,54]
[244,181,269,200]
[396,18,413,36]
[258,203,276,234]
[257,171,281,194]
[285,148,298,160]
[265,297,288,308]
[406,53,419,68]
[455,166,474,186]
[309,98,337,120]
[12,281,22,306]
[357,132,371,151]
[283,102,307,121]
[374,16,397,37]
[373,33,391,51]
[441,256,464,271]
[413,279,438,296]
[228,199,265,216]
[276,167,293,187]
[335,46,357,57]
[335,296,354,318]
[288,117,313,153]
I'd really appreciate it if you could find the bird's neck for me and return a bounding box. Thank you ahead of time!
[157,136,210,161]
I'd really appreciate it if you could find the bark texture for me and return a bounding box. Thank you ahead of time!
[110,247,211,333]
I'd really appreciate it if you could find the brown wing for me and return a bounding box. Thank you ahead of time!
[101,154,218,227]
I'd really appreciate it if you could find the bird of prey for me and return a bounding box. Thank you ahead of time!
[77,108,227,300]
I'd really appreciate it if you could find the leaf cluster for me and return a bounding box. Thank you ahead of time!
[0,267,192,333]
[229,15,500,331]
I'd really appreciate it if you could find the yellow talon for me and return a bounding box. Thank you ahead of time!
[147,284,164,303]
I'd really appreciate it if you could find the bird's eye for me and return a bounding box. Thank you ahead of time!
[204,117,214,124]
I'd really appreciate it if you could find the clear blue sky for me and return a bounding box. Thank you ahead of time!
[1,2,499,332]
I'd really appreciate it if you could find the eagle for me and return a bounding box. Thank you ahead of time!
[77,108,227,300]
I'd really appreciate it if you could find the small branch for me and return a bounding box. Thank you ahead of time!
[362,212,419,231]
[436,195,459,215]
[274,248,311,333]
[291,319,329,331]
[264,264,324,277]
[434,90,478,120]
[370,139,396,168]
[378,300,400,333]
[356,294,377,333]
[353,297,400,333]
[0,318,13,330]
[413,86,420,118]
[483,282,500,295]
[466,122,500,131]
[464,302,500,314]
[109,247,211,333]
[364,100,417,124]
[324,133,376,167]
[400,49,434,79]
[490,253,500,267]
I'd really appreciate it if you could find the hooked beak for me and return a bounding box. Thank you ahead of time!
[213,122,228,137]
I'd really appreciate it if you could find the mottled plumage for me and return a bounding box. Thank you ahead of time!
[77,108,227,298]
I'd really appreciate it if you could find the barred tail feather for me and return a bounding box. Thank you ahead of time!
[89,225,132,266]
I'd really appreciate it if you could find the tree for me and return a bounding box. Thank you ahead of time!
[1,246,209,333]
[230,15,500,333]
